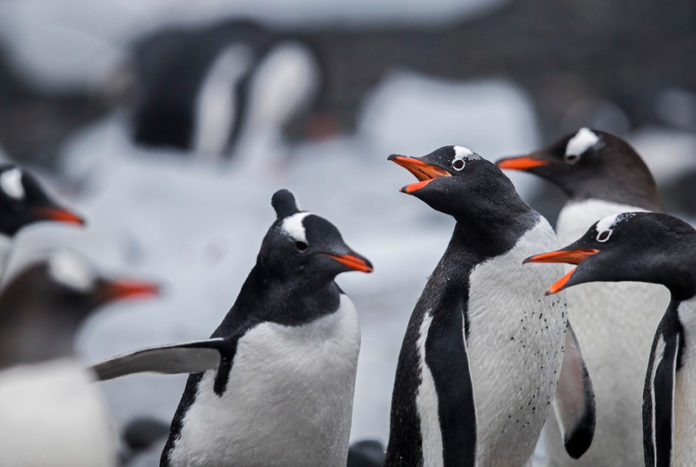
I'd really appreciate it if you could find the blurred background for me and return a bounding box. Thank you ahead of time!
[1,0,695,461]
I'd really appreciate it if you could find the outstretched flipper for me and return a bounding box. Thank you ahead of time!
[90,338,227,381]
[552,322,595,459]
[643,311,681,467]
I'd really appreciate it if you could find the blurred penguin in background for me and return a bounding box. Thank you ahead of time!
[0,252,159,467]
[0,164,84,284]
[129,20,322,165]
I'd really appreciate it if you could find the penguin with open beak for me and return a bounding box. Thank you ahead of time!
[526,212,696,467]
[385,146,594,466]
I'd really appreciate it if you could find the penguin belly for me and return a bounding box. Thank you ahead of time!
[545,200,669,466]
[167,295,360,467]
[0,359,117,467]
[673,298,696,466]
[465,220,567,466]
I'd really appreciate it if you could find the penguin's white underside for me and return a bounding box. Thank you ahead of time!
[670,297,696,466]
[168,294,360,467]
[0,359,116,467]
[415,219,571,466]
[547,198,670,467]
[415,311,445,467]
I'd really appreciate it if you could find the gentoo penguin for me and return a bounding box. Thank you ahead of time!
[497,128,670,466]
[385,146,594,466]
[130,20,321,161]
[0,251,159,467]
[0,164,84,281]
[90,189,373,467]
[526,212,696,467]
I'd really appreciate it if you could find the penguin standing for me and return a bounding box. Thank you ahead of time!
[497,129,670,466]
[130,20,321,161]
[90,189,373,467]
[0,252,159,467]
[526,212,696,467]
[385,146,594,466]
[0,164,84,282]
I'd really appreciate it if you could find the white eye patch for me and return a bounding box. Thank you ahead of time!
[594,212,637,242]
[566,128,599,157]
[453,146,481,160]
[0,168,25,200]
[48,252,94,292]
[280,212,311,243]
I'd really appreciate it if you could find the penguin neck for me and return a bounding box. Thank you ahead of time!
[220,264,341,331]
[0,307,80,369]
[566,174,663,212]
[449,199,536,259]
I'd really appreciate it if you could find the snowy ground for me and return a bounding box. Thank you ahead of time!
[3,70,694,462]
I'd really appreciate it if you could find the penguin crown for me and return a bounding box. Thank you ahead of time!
[271,189,301,219]
[48,251,96,293]
[0,166,25,201]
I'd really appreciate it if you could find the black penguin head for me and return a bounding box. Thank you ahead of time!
[0,251,159,367]
[388,146,520,219]
[32,251,161,311]
[525,212,696,299]
[0,165,85,236]
[496,128,661,208]
[257,189,373,282]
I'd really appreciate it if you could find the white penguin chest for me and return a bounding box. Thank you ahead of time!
[673,298,696,465]
[0,359,116,467]
[466,221,566,465]
[413,220,566,466]
[169,295,360,467]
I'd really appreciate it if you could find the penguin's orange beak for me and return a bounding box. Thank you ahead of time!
[388,155,450,193]
[524,249,599,295]
[496,155,548,171]
[324,254,374,273]
[33,206,86,226]
[102,279,161,302]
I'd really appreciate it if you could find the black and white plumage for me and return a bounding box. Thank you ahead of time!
[385,146,594,466]
[0,164,84,283]
[497,128,669,466]
[130,20,321,161]
[0,252,159,467]
[526,212,696,467]
[91,189,373,467]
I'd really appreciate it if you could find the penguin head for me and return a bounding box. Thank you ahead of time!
[258,189,373,282]
[388,146,517,218]
[0,251,159,367]
[0,165,85,236]
[525,212,696,299]
[495,128,660,207]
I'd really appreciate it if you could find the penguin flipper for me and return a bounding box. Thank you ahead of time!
[89,338,226,381]
[552,322,595,459]
[643,322,680,467]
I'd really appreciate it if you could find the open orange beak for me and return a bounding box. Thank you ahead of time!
[33,206,85,226]
[324,254,373,273]
[496,155,548,171]
[524,249,599,295]
[388,155,450,193]
[102,279,161,302]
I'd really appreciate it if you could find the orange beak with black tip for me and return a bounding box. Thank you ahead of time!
[496,155,548,171]
[33,206,86,226]
[388,155,450,193]
[102,279,161,302]
[324,253,373,273]
[524,248,599,295]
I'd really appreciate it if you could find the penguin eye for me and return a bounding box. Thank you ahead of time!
[295,241,308,251]
[596,229,612,242]
[564,153,580,165]
[452,158,465,171]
